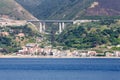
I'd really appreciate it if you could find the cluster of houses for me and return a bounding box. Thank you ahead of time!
[16,43,120,57]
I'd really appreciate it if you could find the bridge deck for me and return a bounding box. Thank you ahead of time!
[27,20,74,23]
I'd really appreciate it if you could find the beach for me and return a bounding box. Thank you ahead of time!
[0,54,120,58]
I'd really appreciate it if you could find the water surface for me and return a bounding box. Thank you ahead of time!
[0,58,120,80]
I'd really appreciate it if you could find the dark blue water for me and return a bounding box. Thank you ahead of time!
[0,58,120,80]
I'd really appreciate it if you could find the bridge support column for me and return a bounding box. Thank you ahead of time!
[43,22,46,32]
[59,22,65,33]
[39,22,43,33]
[39,22,46,33]
[59,23,62,33]
[62,22,65,30]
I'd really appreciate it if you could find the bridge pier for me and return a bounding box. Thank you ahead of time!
[59,23,62,33]
[59,22,65,33]
[62,22,65,30]
[43,22,46,32]
[39,22,43,33]
[39,22,46,33]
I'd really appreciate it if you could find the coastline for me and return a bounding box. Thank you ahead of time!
[0,55,120,59]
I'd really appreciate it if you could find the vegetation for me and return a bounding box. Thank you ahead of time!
[112,47,120,51]
[0,36,21,54]
[0,25,41,54]
[56,19,120,49]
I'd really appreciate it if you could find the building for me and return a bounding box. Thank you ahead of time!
[88,51,97,56]
[0,32,9,36]
[105,52,115,57]
[17,33,25,37]
[115,51,120,57]
[78,50,88,57]
[17,43,39,55]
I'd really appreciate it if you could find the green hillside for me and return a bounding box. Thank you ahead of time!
[0,0,37,20]
[0,24,41,54]
[56,20,120,49]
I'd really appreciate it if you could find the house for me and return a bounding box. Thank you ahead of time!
[26,43,39,55]
[72,50,79,56]
[17,33,25,37]
[88,51,97,56]
[78,50,88,57]
[115,51,120,57]
[0,32,9,36]
[105,52,115,57]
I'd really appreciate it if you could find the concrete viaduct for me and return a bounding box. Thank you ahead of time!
[27,20,98,33]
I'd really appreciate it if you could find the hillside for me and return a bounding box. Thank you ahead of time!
[0,24,41,53]
[16,0,94,19]
[56,20,120,49]
[16,0,120,20]
[85,0,120,18]
[0,0,37,20]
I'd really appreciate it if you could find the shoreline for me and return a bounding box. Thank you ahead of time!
[0,55,120,59]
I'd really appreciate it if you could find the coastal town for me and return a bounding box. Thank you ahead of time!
[1,43,120,58]
[0,17,120,58]
[14,43,120,58]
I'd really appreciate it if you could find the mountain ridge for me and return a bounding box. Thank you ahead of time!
[0,0,37,20]
[16,0,120,20]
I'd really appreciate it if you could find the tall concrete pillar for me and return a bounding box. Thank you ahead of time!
[39,22,43,33]
[59,22,62,33]
[43,22,46,32]
[39,22,46,33]
[62,22,65,30]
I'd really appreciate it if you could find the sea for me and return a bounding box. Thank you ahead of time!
[0,58,120,80]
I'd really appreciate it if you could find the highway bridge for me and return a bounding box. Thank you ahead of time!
[27,20,98,33]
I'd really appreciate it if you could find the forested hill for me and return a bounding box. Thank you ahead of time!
[16,0,120,20]
[56,20,120,49]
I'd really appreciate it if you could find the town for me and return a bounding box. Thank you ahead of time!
[15,43,120,58]
[0,17,120,58]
